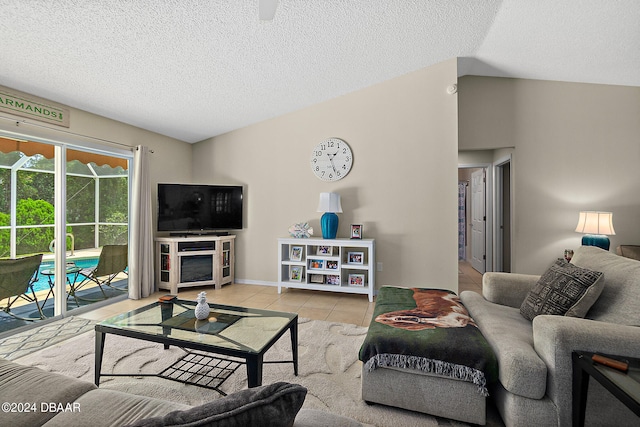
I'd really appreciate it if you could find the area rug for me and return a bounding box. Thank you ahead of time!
[14,318,497,427]
[0,316,96,360]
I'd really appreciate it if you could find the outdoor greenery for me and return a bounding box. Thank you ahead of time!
[0,152,128,258]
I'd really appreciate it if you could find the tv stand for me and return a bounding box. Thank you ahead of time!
[169,231,229,237]
[155,235,235,294]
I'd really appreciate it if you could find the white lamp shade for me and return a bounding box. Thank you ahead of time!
[575,211,615,235]
[317,192,342,213]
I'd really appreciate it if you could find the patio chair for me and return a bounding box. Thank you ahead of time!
[0,254,45,320]
[73,245,128,302]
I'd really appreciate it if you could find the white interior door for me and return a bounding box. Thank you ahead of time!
[471,169,486,273]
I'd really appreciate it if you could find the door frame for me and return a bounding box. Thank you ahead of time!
[494,154,512,273]
[458,163,493,273]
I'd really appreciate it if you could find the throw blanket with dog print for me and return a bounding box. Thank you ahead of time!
[358,286,497,396]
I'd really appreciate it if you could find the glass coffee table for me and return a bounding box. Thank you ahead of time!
[95,298,298,394]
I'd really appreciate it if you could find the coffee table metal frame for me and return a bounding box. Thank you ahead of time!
[94,299,298,391]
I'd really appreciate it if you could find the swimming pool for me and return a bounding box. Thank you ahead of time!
[33,258,99,293]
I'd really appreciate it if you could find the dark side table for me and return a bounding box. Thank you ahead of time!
[572,351,640,427]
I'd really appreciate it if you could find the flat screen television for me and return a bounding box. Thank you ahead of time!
[157,183,243,233]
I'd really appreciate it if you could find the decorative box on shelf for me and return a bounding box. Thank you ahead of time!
[277,237,375,301]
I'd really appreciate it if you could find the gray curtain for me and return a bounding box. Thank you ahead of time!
[129,145,154,299]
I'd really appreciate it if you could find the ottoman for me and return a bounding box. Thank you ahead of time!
[359,287,496,425]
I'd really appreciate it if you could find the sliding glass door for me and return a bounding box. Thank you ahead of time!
[0,136,131,327]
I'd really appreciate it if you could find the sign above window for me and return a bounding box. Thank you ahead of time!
[0,85,70,128]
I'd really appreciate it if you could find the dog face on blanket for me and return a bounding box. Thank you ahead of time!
[375,289,476,330]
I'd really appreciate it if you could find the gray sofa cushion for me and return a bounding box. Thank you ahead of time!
[0,357,97,427]
[520,259,604,321]
[460,291,547,399]
[571,246,640,326]
[42,389,190,427]
[125,382,307,427]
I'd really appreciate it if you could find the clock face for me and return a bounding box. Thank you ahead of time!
[310,138,353,181]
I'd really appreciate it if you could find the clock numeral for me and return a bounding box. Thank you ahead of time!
[315,166,320,171]
[336,171,341,177]
[345,156,351,161]
[314,151,323,157]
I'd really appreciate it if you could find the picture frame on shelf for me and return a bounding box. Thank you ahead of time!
[290,245,303,262]
[326,275,340,285]
[350,224,363,239]
[316,245,333,256]
[308,259,325,270]
[326,260,338,270]
[349,274,365,287]
[289,266,303,282]
[348,251,364,265]
[310,274,324,284]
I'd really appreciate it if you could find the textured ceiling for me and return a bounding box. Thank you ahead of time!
[1,0,638,143]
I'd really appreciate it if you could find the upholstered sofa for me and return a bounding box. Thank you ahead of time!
[0,358,362,427]
[460,246,640,426]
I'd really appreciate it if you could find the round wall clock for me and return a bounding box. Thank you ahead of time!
[310,138,353,181]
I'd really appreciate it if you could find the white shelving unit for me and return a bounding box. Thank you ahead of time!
[277,237,375,302]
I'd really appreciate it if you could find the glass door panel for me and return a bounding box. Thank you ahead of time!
[65,149,130,312]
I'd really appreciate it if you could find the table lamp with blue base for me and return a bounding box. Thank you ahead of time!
[317,192,342,239]
[575,211,615,251]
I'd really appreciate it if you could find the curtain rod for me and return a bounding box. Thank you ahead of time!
[0,115,137,151]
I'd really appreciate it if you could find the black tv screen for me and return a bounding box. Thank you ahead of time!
[157,184,243,232]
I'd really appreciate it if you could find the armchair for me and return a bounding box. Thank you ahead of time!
[616,244,640,261]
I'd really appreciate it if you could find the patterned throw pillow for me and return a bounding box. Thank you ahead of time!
[520,259,604,321]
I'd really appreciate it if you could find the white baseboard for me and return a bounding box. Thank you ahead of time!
[233,279,278,287]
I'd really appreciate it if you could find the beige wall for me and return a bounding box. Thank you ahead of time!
[459,76,640,274]
[7,74,636,286]
[193,59,460,292]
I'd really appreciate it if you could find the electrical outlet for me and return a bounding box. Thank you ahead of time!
[377,262,383,272]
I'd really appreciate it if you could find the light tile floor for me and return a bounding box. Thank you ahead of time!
[79,262,484,325]
[458,260,484,294]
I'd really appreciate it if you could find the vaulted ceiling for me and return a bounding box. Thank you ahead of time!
[1,1,638,143]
